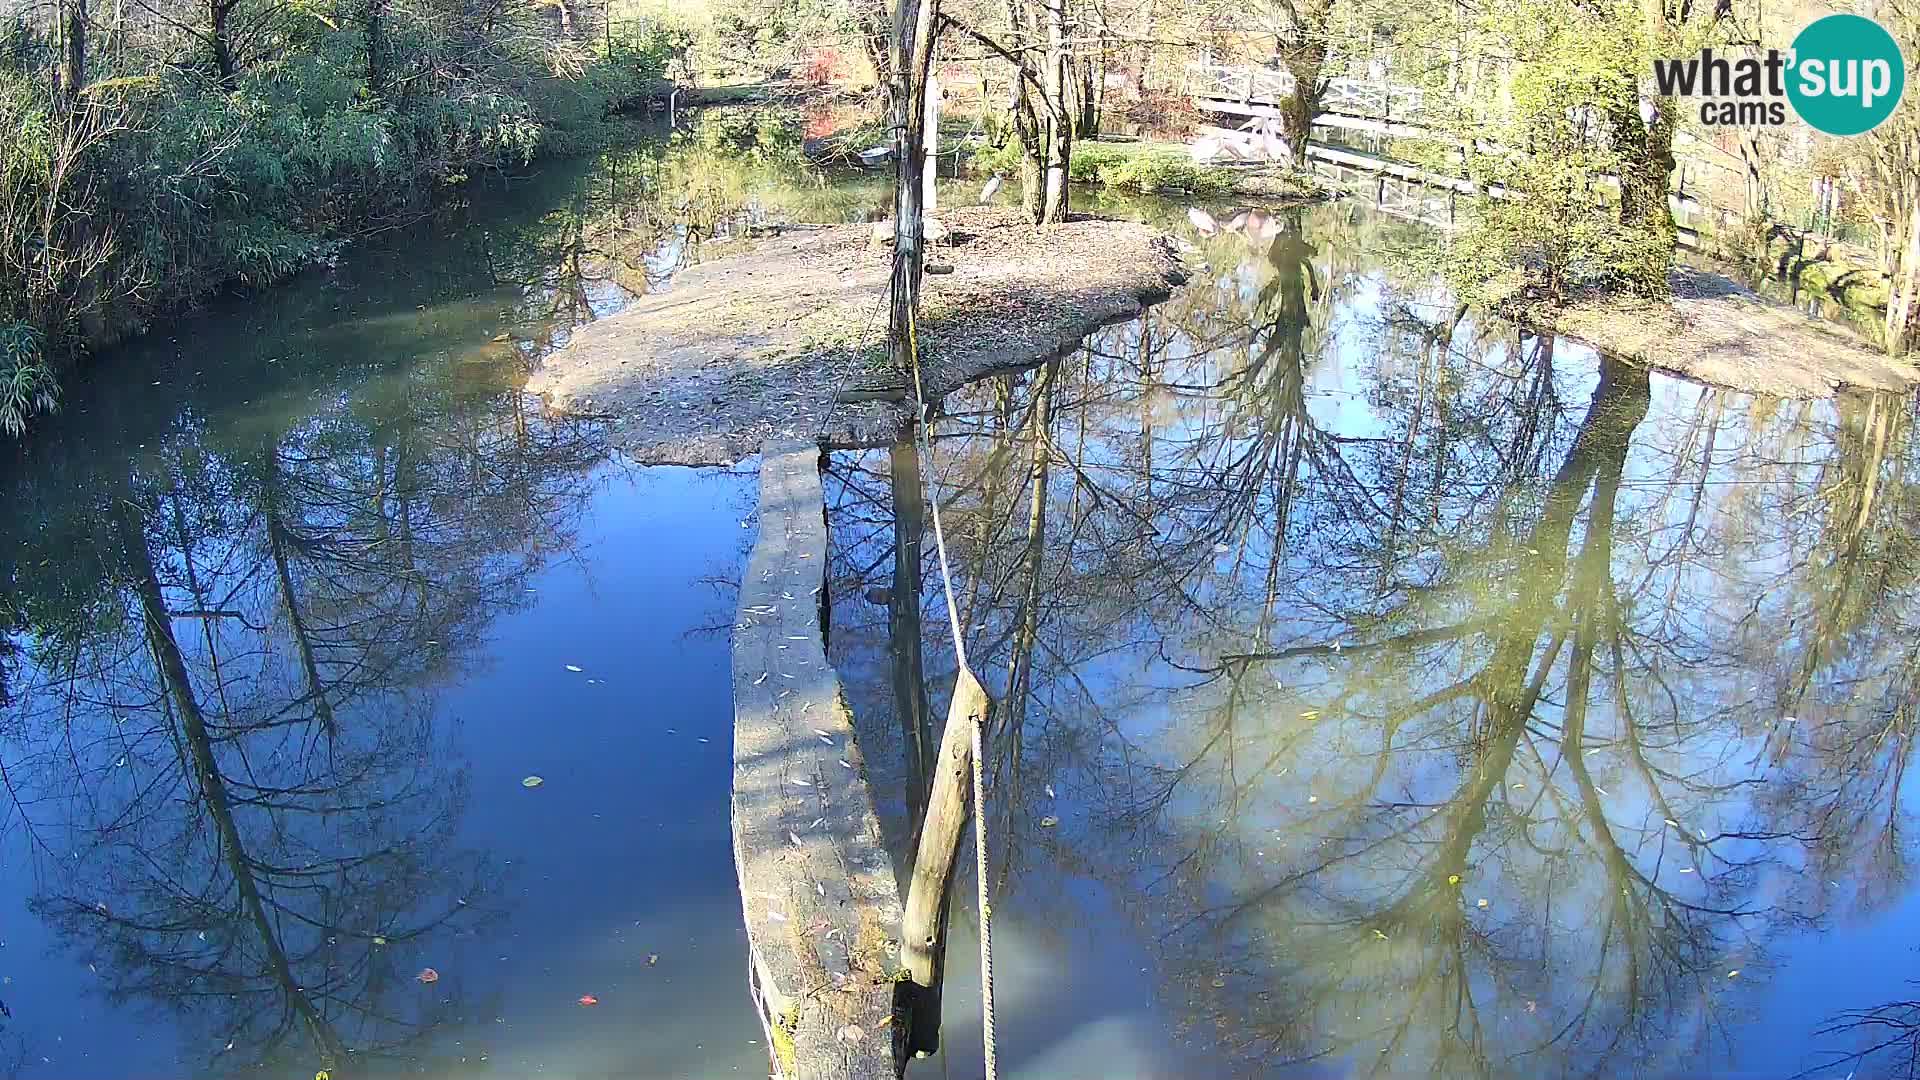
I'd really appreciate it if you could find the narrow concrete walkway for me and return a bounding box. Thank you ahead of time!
[732,440,905,1079]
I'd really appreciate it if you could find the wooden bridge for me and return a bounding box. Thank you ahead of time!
[1188,62,1434,140]
[1186,61,1724,248]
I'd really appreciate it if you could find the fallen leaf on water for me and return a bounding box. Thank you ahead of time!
[1300,710,1322,720]
[1679,867,1695,874]
[1476,898,1489,909]
[1308,795,1319,804]
[792,778,813,788]
[1044,784,1056,799]
[578,994,599,1006]
[1213,543,1231,554]
[565,665,583,673]
[372,936,388,946]
[1727,970,1740,978]
[1211,977,1227,987]
[317,1072,331,1080]
[1039,815,1060,827]
[1447,874,1461,886]
[815,730,834,744]
[836,1025,865,1043]
[521,776,544,788]
[1372,929,1388,940]
[415,967,439,984]
[839,758,853,769]
[1525,1001,1537,1014]
[647,954,659,966]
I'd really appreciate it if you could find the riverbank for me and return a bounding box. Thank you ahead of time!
[0,23,684,438]
[1521,267,1920,398]
[527,206,1186,464]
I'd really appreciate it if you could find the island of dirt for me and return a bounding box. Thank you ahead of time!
[1526,266,1920,399]
[527,206,1188,465]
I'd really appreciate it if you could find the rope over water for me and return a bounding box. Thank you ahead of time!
[902,303,999,1080]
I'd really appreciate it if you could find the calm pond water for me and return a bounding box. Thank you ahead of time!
[826,208,1920,1080]
[4,110,1917,1080]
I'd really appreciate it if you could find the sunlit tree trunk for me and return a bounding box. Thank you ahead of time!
[887,0,941,372]
[1887,201,1920,355]
[1279,0,1333,170]
[1040,0,1071,222]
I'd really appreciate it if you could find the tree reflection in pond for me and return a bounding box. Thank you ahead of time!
[1,365,609,1074]
[827,204,1920,1079]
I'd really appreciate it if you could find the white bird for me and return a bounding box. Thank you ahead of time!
[1190,135,1224,164]
[1187,207,1219,235]
[1259,123,1288,163]
[979,175,1004,204]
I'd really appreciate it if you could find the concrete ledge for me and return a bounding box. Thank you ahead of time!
[732,439,907,1079]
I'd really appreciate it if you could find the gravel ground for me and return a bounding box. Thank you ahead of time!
[526,207,1187,465]
[1528,267,1920,399]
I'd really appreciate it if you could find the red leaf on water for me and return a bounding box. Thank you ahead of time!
[415,968,439,984]
[577,994,599,1007]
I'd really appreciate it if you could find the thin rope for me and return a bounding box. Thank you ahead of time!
[902,297,996,1080]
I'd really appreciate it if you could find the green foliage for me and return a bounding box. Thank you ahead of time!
[972,140,1239,197]
[0,322,55,437]
[1405,0,1711,303]
[0,6,691,436]
[1070,145,1239,197]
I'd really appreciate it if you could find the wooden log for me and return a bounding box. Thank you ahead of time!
[900,668,992,991]
[732,440,907,1080]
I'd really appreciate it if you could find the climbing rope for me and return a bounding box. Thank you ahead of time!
[902,300,998,1080]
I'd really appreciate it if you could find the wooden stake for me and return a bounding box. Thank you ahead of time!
[901,668,991,991]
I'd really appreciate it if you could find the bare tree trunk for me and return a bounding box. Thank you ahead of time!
[887,0,941,375]
[850,0,895,112]
[1279,0,1332,169]
[64,0,86,101]
[210,0,238,85]
[365,0,388,98]
[1040,0,1071,222]
[1887,200,1920,355]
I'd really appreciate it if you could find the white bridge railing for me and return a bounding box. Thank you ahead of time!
[1187,62,1430,122]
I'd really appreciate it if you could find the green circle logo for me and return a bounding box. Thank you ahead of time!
[1787,14,1906,136]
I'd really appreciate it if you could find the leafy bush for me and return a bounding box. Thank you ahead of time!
[0,322,55,436]
[0,8,690,437]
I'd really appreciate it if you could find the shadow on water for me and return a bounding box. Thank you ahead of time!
[826,201,1920,1080]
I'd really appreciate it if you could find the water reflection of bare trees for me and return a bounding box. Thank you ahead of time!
[0,342,611,1074]
[831,204,1920,1078]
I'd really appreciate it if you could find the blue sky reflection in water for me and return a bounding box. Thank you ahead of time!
[0,142,773,1079]
[827,205,1920,1080]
